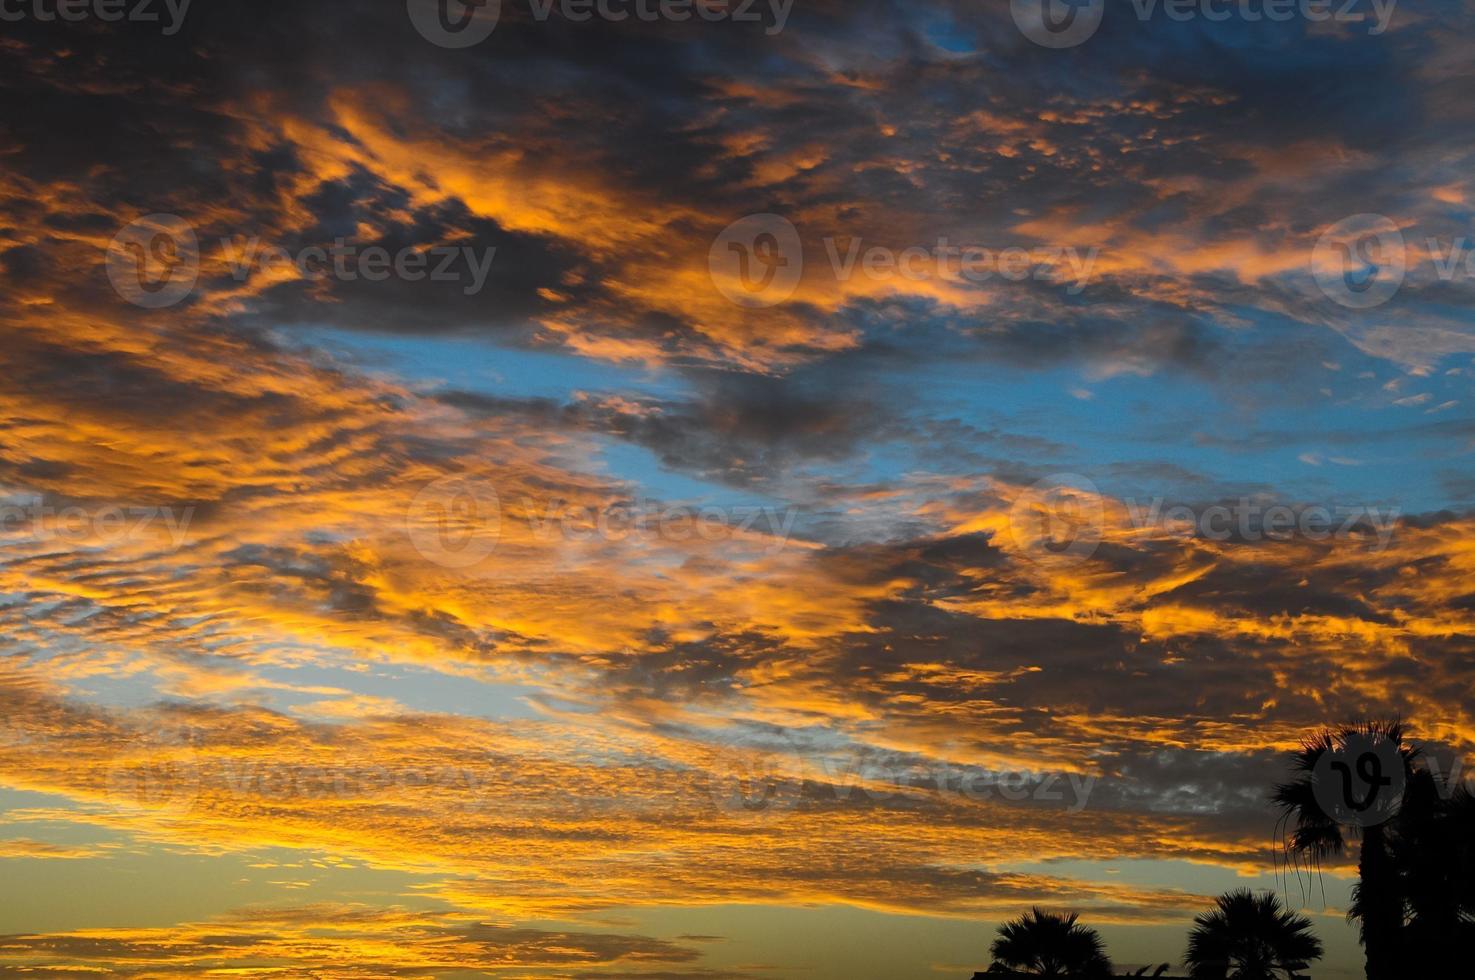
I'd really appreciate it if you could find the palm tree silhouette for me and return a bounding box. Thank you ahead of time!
[1183,889,1323,980]
[1271,720,1417,980]
[1386,776,1475,975]
[988,908,1113,977]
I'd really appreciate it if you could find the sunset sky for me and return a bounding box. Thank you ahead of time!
[2,2,1475,977]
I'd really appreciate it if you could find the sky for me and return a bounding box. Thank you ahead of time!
[2,1,1475,977]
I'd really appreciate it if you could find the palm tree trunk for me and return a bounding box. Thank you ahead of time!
[1358,824,1402,980]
